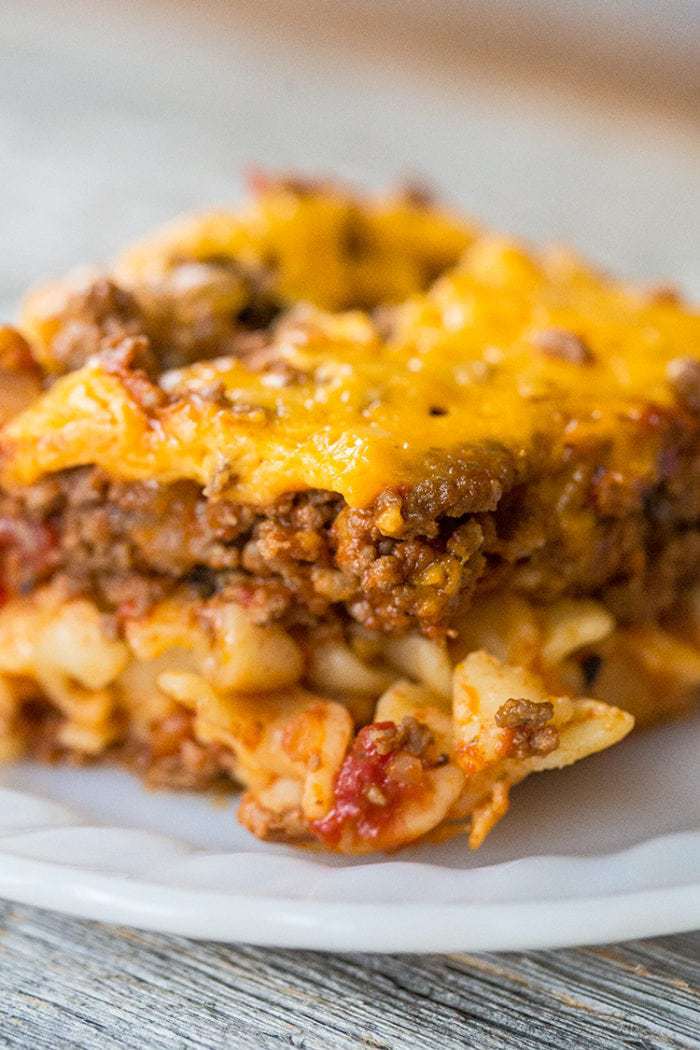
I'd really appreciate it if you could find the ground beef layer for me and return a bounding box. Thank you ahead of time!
[2,421,698,637]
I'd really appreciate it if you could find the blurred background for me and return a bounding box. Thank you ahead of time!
[1,0,698,314]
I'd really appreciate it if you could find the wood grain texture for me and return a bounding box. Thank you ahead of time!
[0,901,698,1049]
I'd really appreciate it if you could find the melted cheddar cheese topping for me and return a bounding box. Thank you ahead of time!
[114,180,474,312]
[3,221,699,508]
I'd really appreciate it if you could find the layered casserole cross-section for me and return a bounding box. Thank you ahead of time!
[0,176,697,853]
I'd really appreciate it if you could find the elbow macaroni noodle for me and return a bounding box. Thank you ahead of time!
[0,581,695,852]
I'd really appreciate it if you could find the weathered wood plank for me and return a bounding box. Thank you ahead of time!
[0,901,697,1050]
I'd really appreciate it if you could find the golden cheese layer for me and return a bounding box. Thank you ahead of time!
[21,180,474,373]
[114,180,474,309]
[3,229,699,508]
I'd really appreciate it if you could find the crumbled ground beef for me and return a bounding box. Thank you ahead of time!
[1,430,698,636]
[494,698,559,758]
[134,258,284,370]
[17,695,237,793]
[117,708,236,791]
[35,262,285,376]
[46,279,147,373]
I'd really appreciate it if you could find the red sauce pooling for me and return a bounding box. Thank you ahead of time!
[312,721,411,848]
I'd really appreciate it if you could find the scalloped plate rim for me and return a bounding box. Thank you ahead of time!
[0,784,698,951]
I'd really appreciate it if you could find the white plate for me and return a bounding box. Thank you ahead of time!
[0,711,697,951]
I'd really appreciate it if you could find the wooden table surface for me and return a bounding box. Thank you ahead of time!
[1,900,698,1049]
